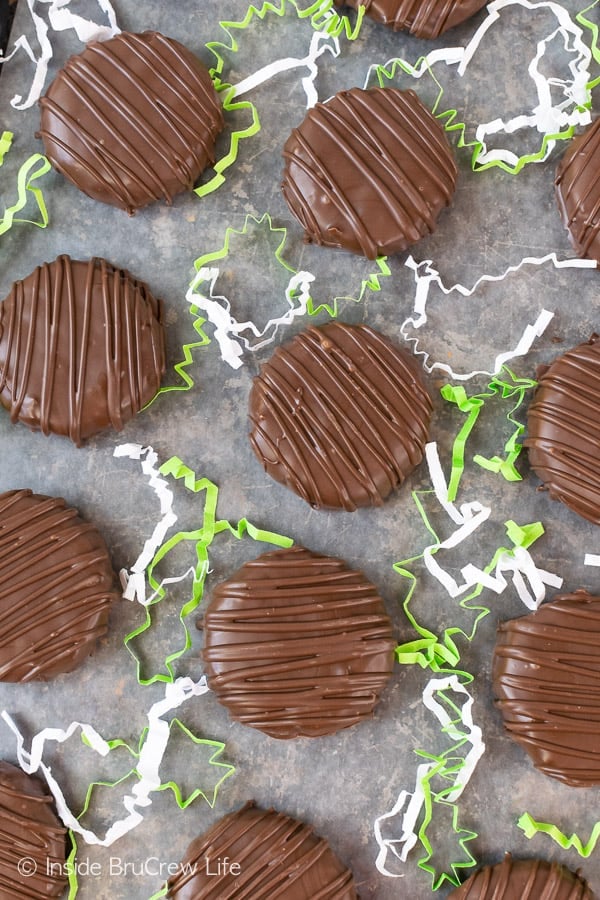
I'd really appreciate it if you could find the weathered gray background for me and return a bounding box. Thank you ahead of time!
[1,0,600,897]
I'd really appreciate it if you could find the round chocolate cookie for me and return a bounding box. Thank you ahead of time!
[525,334,600,524]
[0,489,118,681]
[281,87,457,259]
[448,854,594,899]
[556,117,600,264]
[493,590,600,787]
[202,546,396,739]
[166,802,358,899]
[0,761,68,898]
[333,0,488,38]
[38,31,224,213]
[0,255,166,445]
[248,321,432,510]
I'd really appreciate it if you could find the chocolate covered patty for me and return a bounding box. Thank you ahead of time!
[202,546,396,739]
[448,854,594,899]
[493,590,600,787]
[281,87,457,258]
[334,0,488,38]
[556,117,600,264]
[0,489,118,681]
[525,334,600,524]
[0,761,68,898]
[249,321,432,510]
[0,254,166,444]
[166,802,358,899]
[38,31,224,213]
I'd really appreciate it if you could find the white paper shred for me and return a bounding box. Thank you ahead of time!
[402,254,595,381]
[585,554,600,567]
[364,0,592,167]
[187,265,315,369]
[422,442,563,607]
[1,0,120,110]
[1,676,210,846]
[231,26,340,109]
[113,444,177,605]
[374,675,485,877]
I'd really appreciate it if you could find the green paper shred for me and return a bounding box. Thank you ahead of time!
[0,132,51,236]
[518,812,600,857]
[124,454,292,685]
[200,0,363,199]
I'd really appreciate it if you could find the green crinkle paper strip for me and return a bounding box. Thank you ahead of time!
[518,812,600,858]
[0,130,51,235]
[124,454,293,686]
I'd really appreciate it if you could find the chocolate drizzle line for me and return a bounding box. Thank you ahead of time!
[202,547,396,739]
[249,322,432,511]
[525,334,600,524]
[493,590,600,787]
[0,255,166,445]
[281,87,457,259]
[555,116,600,265]
[166,802,358,899]
[0,761,68,899]
[334,0,488,38]
[38,31,224,212]
[448,854,594,900]
[0,489,118,681]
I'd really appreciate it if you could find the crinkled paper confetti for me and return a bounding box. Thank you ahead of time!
[115,445,293,684]
[0,130,51,235]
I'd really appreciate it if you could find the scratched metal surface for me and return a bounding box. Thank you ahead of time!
[1,1,600,897]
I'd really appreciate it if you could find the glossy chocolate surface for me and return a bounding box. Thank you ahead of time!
[166,802,358,899]
[556,117,600,264]
[0,254,166,445]
[0,761,68,899]
[525,334,600,524]
[448,855,595,899]
[281,87,457,259]
[334,0,488,38]
[202,546,396,739]
[0,489,118,681]
[249,321,432,510]
[493,590,600,787]
[38,31,224,212]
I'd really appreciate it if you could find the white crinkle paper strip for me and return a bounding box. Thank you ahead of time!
[373,675,485,877]
[0,0,120,110]
[1,676,210,846]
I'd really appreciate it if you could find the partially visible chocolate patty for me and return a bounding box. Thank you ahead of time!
[334,0,488,38]
[493,590,600,787]
[0,255,166,445]
[249,322,432,510]
[281,87,457,259]
[202,546,396,739]
[448,855,594,899]
[556,117,600,264]
[0,761,68,898]
[166,802,358,899]
[38,31,224,213]
[0,489,118,681]
[525,335,600,524]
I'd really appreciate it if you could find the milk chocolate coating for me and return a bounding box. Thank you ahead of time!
[0,489,118,681]
[0,761,68,898]
[0,255,166,445]
[333,0,488,38]
[525,334,600,524]
[38,31,224,213]
[493,590,600,787]
[281,87,457,259]
[202,546,396,739]
[556,117,600,264]
[249,322,432,510]
[448,854,594,900]
[166,802,358,899]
